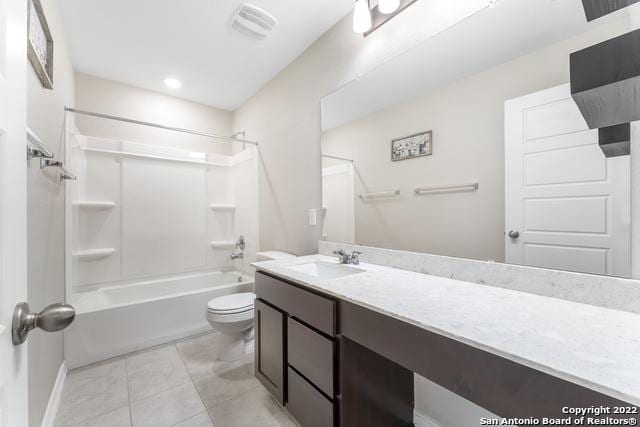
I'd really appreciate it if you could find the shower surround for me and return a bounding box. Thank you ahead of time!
[63,125,258,368]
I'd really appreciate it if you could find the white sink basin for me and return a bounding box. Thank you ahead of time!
[286,261,365,279]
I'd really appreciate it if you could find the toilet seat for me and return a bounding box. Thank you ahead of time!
[207,292,255,315]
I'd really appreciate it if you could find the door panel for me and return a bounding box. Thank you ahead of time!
[524,197,607,233]
[254,299,285,404]
[524,98,587,140]
[524,244,608,275]
[505,84,630,277]
[523,143,607,185]
[0,0,28,425]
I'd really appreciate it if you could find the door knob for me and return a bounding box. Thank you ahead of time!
[508,230,520,239]
[12,302,76,345]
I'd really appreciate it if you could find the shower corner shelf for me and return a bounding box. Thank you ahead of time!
[209,204,236,212]
[73,248,115,261]
[210,240,236,249]
[73,201,116,210]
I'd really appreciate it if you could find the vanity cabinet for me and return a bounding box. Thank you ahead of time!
[254,299,286,404]
[255,265,638,427]
[254,272,338,426]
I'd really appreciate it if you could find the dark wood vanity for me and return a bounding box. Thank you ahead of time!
[254,271,638,427]
[254,271,342,426]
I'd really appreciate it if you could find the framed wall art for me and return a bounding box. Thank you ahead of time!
[391,130,432,161]
[28,0,54,89]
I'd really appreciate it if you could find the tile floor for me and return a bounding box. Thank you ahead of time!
[54,332,298,427]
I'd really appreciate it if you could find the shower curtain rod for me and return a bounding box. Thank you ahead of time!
[65,107,258,146]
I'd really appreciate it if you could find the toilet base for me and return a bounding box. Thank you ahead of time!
[217,326,254,362]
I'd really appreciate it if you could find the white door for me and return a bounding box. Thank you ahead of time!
[505,84,631,277]
[0,0,29,425]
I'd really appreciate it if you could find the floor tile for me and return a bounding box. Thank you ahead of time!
[195,362,260,408]
[176,333,220,358]
[172,411,214,427]
[130,382,205,427]
[72,405,132,427]
[55,360,129,427]
[177,333,253,379]
[176,333,221,378]
[126,345,191,401]
[208,387,297,427]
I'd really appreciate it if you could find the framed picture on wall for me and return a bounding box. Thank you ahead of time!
[391,131,432,161]
[27,0,54,89]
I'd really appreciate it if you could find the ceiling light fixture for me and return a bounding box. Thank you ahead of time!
[353,0,416,35]
[164,77,182,89]
[379,0,400,14]
[353,0,372,34]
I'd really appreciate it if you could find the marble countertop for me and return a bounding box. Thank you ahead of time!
[252,254,640,406]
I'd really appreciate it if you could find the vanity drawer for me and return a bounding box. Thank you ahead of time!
[288,317,335,396]
[286,367,334,427]
[255,272,335,336]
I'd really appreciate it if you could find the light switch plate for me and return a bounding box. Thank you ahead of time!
[308,209,317,226]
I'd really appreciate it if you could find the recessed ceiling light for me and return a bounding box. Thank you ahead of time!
[164,77,182,89]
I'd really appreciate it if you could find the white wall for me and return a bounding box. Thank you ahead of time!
[74,73,235,154]
[232,1,489,255]
[26,0,75,425]
[321,19,630,263]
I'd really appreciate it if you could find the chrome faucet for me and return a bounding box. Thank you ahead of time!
[332,249,363,265]
[230,235,245,260]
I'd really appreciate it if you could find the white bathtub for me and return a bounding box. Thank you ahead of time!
[64,270,254,369]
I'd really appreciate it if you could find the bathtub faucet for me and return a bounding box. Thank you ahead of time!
[230,235,245,260]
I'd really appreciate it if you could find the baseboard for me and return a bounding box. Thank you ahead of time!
[414,410,442,427]
[41,361,67,427]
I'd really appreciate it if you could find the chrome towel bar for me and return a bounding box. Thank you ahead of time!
[359,189,401,200]
[41,159,77,180]
[27,128,77,180]
[414,182,479,195]
[26,127,53,160]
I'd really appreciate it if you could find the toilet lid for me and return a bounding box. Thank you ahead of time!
[207,292,256,314]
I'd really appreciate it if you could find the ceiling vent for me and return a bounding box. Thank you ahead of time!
[231,4,277,41]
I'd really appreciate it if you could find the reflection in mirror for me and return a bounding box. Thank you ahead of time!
[322,155,355,244]
[321,0,633,278]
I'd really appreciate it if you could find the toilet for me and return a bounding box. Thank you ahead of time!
[206,251,295,361]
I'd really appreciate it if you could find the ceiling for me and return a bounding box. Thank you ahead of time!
[59,0,354,111]
[322,0,630,131]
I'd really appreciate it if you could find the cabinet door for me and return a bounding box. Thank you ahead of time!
[255,299,286,404]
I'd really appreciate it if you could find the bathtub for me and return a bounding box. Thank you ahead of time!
[64,269,254,369]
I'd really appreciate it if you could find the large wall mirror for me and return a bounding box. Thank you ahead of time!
[320,0,634,278]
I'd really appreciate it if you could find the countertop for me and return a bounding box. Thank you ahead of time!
[252,254,640,406]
